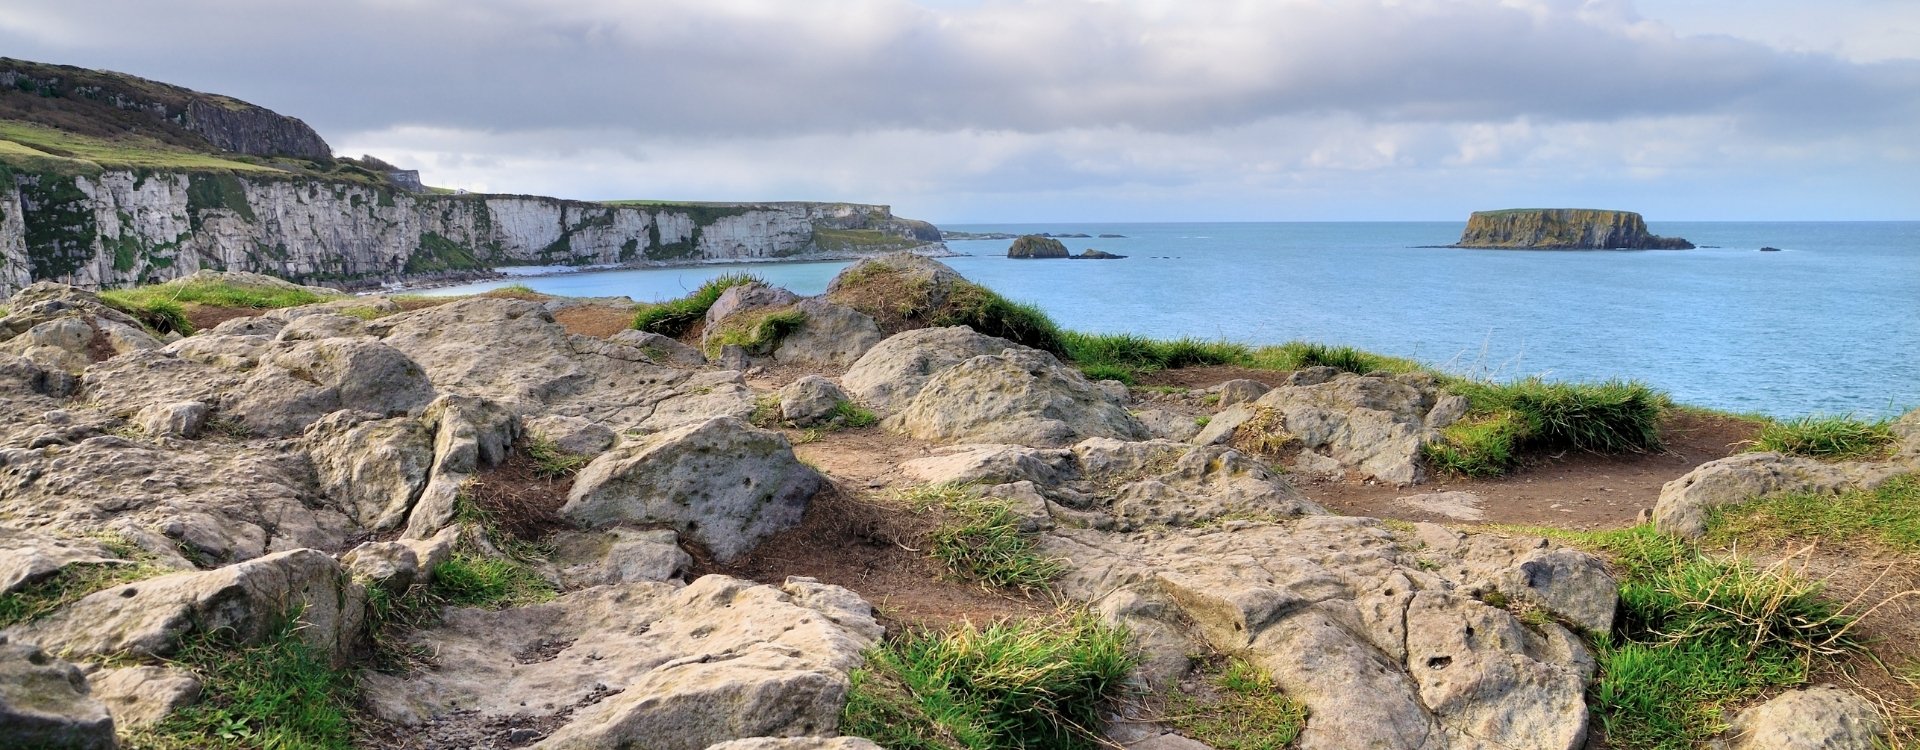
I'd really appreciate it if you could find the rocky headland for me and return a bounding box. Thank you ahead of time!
[2,256,1914,749]
[1452,209,1694,250]
[0,58,945,300]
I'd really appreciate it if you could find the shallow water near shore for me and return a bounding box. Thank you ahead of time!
[424,221,1920,419]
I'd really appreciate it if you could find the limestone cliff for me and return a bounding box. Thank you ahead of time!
[1455,209,1693,250]
[0,168,946,297]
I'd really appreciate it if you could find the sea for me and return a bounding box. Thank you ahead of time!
[422,221,1920,419]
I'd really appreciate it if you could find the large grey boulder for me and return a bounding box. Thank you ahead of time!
[1725,685,1886,749]
[13,548,365,666]
[705,282,802,331]
[1194,371,1460,485]
[1654,451,1919,538]
[773,297,887,369]
[0,283,162,374]
[304,411,434,531]
[885,347,1149,447]
[87,665,202,729]
[841,326,1019,415]
[360,575,881,750]
[778,375,852,427]
[229,336,436,436]
[563,417,822,562]
[0,637,116,749]
[1043,518,1612,750]
[401,395,521,540]
[373,297,754,434]
[608,329,706,368]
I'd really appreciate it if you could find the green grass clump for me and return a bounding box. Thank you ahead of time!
[902,485,1064,591]
[1708,474,1920,553]
[430,552,556,609]
[1506,524,1858,748]
[525,436,593,479]
[0,555,166,627]
[1423,410,1528,477]
[1242,341,1424,375]
[1749,414,1896,460]
[1059,331,1247,381]
[833,400,880,428]
[630,272,764,336]
[936,282,1065,354]
[1425,378,1666,476]
[1165,656,1308,750]
[150,612,356,750]
[98,293,195,336]
[99,277,341,336]
[703,308,808,357]
[842,612,1135,750]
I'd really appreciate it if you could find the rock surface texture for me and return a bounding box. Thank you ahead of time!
[1194,369,1465,485]
[1725,685,1887,750]
[1454,209,1693,249]
[1655,414,1920,537]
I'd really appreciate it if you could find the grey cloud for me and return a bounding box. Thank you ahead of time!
[2,0,1913,141]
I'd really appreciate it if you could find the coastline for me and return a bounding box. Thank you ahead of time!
[367,242,959,295]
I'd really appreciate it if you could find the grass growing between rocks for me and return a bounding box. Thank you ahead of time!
[1748,414,1897,460]
[833,400,880,428]
[827,262,1065,354]
[1509,524,1862,748]
[702,307,807,357]
[430,552,555,609]
[99,278,341,335]
[525,436,593,479]
[1163,655,1308,750]
[842,612,1135,750]
[1425,378,1667,477]
[630,272,763,336]
[141,611,356,750]
[1707,474,1920,554]
[0,538,166,627]
[901,484,1063,592]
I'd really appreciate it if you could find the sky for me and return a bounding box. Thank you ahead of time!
[2,0,1916,222]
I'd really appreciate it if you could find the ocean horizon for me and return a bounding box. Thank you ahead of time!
[427,220,1920,419]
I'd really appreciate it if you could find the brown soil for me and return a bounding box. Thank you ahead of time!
[466,444,573,540]
[182,303,266,332]
[550,305,634,339]
[1305,410,1758,530]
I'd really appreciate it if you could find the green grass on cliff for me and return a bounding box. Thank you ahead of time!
[99,276,341,335]
[842,612,1134,750]
[1425,378,1667,476]
[1748,414,1897,460]
[0,119,284,174]
[143,609,357,750]
[901,484,1063,591]
[814,227,925,253]
[630,272,764,337]
[1164,655,1309,750]
[1707,473,1920,553]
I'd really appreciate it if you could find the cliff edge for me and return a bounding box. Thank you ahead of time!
[1455,209,1693,250]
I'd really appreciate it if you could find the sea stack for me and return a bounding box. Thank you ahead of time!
[1454,209,1694,250]
[1008,235,1070,258]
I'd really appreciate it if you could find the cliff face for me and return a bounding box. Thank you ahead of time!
[0,168,945,297]
[1456,209,1693,250]
[1,58,332,160]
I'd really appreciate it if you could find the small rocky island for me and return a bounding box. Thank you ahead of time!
[1453,209,1694,250]
[1008,235,1124,259]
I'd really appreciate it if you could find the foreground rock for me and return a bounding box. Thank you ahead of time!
[1725,685,1886,749]
[1454,209,1693,250]
[0,282,162,374]
[884,345,1148,447]
[1049,519,1612,750]
[1655,413,1920,537]
[564,417,822,562]
[1194,368,1466,485]
[361,575,882,750]
[0,637,116,750]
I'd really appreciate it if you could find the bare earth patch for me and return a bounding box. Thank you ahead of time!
[551,305,634,339]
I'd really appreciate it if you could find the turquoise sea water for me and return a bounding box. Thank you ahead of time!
[425,221,1920,419]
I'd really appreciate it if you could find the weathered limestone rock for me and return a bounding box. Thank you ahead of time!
[524,414,618,456]
[0,435,351,565]
[1216,378,1270,407]
[229,336,436,436]
[305,411,434,531]
[841,326,1019,415]
[373,297,754,434]
[608,329,706,368]
[1394,491,1486,521]
[778,375,852,427]
[1724,685,1886,749]
[0,527,125,596]
[563,417,822,562]
[773,298,886,369]
[0,351,75,398]
[0,283,162,374]
[1414,523,1617,635]
[1655,451,1920,538]
[135,400,209,439]
[342,541,423,594]
[87,665,202,729]
[15,549,364,666]
[402,395,522,540]
[884,347,1149,447]
[360,575,881,750]
[549,528,692,588]
[273,311,369,341]
[1132,408,1202,442]
[705,282,801,331]
[1044,518,1612,750]
[0,637,116,749]
[1195,372,1457,485]
[1455,209,1693,250]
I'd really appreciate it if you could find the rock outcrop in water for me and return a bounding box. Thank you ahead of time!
[1007,235,1069,258]
[1454,209,1694,250]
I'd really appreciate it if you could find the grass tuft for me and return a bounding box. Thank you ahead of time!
[832,400,880,429]
[1749,414,1896,460]
[0,539,166,627]
[149,611,356,750]
[901,484,1064,591]
[1707,474,1920,553]
[1165,656,1309,750]
[936,282,1064,354]
[1423,410,1528,477]
[630,273,763,336]
[1426,378,1666,476]
[703,307,807,358]
[842,612,1136,750]
[430,552,556,609]
[525,436,593,479]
